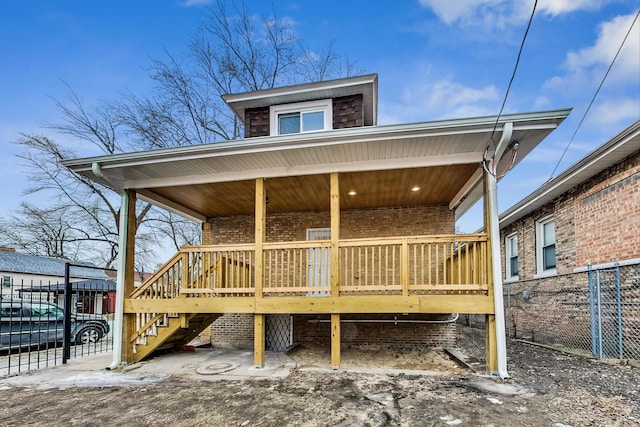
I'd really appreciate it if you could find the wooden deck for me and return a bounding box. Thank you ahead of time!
[123,233,495,362]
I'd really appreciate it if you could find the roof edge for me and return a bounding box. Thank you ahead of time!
[63,108,572,171]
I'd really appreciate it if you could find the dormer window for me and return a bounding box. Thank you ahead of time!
[270,99,332,136]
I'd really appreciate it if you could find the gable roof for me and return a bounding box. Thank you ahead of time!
[222,74,378,126]
[500,119,640,228]
[0,251,107,280]
[63,109,570,223]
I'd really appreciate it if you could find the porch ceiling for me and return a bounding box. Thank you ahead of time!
[148,164,480,217]
[63,109,571,222]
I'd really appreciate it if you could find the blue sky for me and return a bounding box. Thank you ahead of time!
[1,0,638,238]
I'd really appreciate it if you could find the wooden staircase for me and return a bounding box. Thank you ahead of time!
[131,312,221,363]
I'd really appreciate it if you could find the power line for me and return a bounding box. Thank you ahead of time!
[548,9,640,180]
[486,0,538,159]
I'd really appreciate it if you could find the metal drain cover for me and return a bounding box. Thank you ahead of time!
[196,362,240,375]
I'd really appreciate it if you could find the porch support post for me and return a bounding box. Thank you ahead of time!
[331,313,340,370]
[254,177,266,368]
[330,172,340,297]
[330,173,341,370]
[254,314,265,368]
[483,123,512,378]
[109,189,137,368]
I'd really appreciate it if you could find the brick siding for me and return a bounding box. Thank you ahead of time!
[575,151,640,266]
[501,149,640,279]
[294,314,457,350]
[498,149,640,351]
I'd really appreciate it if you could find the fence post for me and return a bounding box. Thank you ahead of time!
[596,271,603,359]
[588,265,597,357]
[614,264,623,359]
[62,262,72,363]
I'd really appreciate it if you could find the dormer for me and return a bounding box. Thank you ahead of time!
[222,73,378,138]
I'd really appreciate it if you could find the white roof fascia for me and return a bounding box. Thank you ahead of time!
[222,73,378,104]
[500,119,640,229]
[63,109,571,174]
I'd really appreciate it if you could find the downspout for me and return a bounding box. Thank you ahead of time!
[92,162,127,370]
[487,123,512,379]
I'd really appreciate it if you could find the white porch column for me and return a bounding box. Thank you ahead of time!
[108,190,131,369]
[485,122,512,379]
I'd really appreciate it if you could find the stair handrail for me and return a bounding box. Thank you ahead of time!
[130,251,184,299]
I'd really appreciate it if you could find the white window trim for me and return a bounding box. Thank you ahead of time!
[505,233,519,282]
[535,215,557,277]
[269,99,332,136]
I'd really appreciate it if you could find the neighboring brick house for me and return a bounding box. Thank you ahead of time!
[64,73,570,373]
[498,120,640,357]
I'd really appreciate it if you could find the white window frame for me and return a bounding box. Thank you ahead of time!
[535,216,557,277]
[269,99,332,136]
[505,233,519,282]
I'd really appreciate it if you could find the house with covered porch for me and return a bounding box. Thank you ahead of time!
[63,74,569,376]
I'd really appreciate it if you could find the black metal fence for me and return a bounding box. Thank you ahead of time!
[0,263,115,377]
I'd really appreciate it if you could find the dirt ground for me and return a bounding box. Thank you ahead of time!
[1,327,638,427]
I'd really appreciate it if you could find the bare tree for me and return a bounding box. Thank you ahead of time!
[13,130,152,269]
[0,203,81,259]
[8,0,359,271]
[120,0,362,148]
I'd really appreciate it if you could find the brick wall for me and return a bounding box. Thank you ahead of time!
[575,150,640,266]
[501,149,640,280]
[206,205,453,244]
[497,149,640,355]
[333,95,364,129]
[206,204,455,349]
[294,314,457,350]
[211,313,254,349]
[502,264,640,359]
[244,106,270,138]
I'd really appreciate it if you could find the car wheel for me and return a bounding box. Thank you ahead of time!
[75,326,102,345]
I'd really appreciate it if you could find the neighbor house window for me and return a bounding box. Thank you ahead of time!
[505,233,518,280]
[1,276,11,288]
[270,99,332,136]
[536,216,556,274]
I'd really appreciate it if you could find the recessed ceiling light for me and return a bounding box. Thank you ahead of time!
[411,186,420,192]
[348,190,357,196]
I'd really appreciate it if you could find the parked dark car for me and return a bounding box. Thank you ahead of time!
[0,299,110,350]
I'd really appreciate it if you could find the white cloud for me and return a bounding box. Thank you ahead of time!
[535,0,611,15]
[566,12,639,82]
[180,0,213,7]
[417,0,505,25]
[380,77,499,124]
[589,97,640,125]
[544,12,639,97]
[418,0,619,26]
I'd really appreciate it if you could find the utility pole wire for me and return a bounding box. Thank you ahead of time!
[549,9,640,180]
[486,0,538,159]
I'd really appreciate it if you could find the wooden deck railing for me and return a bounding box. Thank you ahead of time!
[131,234,489,301]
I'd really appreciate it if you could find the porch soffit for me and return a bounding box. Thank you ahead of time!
[62,109,571,221]
[147,164,480,217]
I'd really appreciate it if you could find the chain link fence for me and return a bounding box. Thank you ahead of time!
[504,263,640,361]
